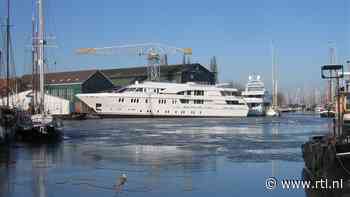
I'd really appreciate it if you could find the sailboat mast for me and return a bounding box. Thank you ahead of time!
[37,0,45,114]
[6,0,10,107]
[271,41,276,108]
[31,13,37,113]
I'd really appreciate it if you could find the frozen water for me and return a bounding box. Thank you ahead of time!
[0,113,337,197]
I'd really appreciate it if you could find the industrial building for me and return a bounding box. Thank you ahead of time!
[21,70,115,112]
[103,63,215,88]
[19,63,215,113]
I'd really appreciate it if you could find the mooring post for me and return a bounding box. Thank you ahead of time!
[337,77,341,137]
[333,118,336,137]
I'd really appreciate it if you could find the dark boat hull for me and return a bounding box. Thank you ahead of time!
[0,107,18,144]
[15,125,62,143]
[320,111,335,118]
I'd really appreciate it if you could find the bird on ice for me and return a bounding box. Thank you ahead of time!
[115,174,127,192]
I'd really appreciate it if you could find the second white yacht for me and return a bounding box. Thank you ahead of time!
[242,75,271,116]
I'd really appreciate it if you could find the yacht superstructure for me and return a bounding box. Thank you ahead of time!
[76,81,249,117]
[242,75,270,116]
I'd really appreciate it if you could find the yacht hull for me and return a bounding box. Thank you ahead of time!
[76,95,249,118]
[76,81,249,118]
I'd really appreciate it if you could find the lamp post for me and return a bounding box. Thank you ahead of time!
[321,65,344,137]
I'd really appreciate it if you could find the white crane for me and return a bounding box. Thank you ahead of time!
[76,43,192,81]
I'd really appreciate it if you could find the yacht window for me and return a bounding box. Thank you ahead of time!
[136,88,143,92]
[246,95,263,98]
[194,90,204,96]
[180,99,189,104]
[145,99,148,103]
[95,103,102,111]
[221,91,239,96]
[186,90,192,95]
[177,91,185,95]
[247,87,262,91]
[117,88,127,93]
[126,88,136,92]
[194,100,204,104]
[226,100,240,105]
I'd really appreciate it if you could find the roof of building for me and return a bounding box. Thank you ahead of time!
[0,78,18,96]
[21,70,98,85]
[20,63,207,86]
[103,63,203,78]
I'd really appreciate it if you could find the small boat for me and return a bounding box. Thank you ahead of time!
[266,107,280,117]
[314,105,323,113]
[319,109,336,118]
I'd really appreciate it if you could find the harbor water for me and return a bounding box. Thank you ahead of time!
[0,113,344,197]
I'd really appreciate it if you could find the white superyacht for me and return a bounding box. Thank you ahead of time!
[76,81,249,117]
[242,75,271,116]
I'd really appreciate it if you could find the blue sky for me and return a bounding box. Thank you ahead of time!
[1,0,349,91]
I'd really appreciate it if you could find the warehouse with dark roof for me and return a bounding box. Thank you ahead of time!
[19,63,215,113]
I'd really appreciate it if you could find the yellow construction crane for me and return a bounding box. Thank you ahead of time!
[76,43,192,81]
